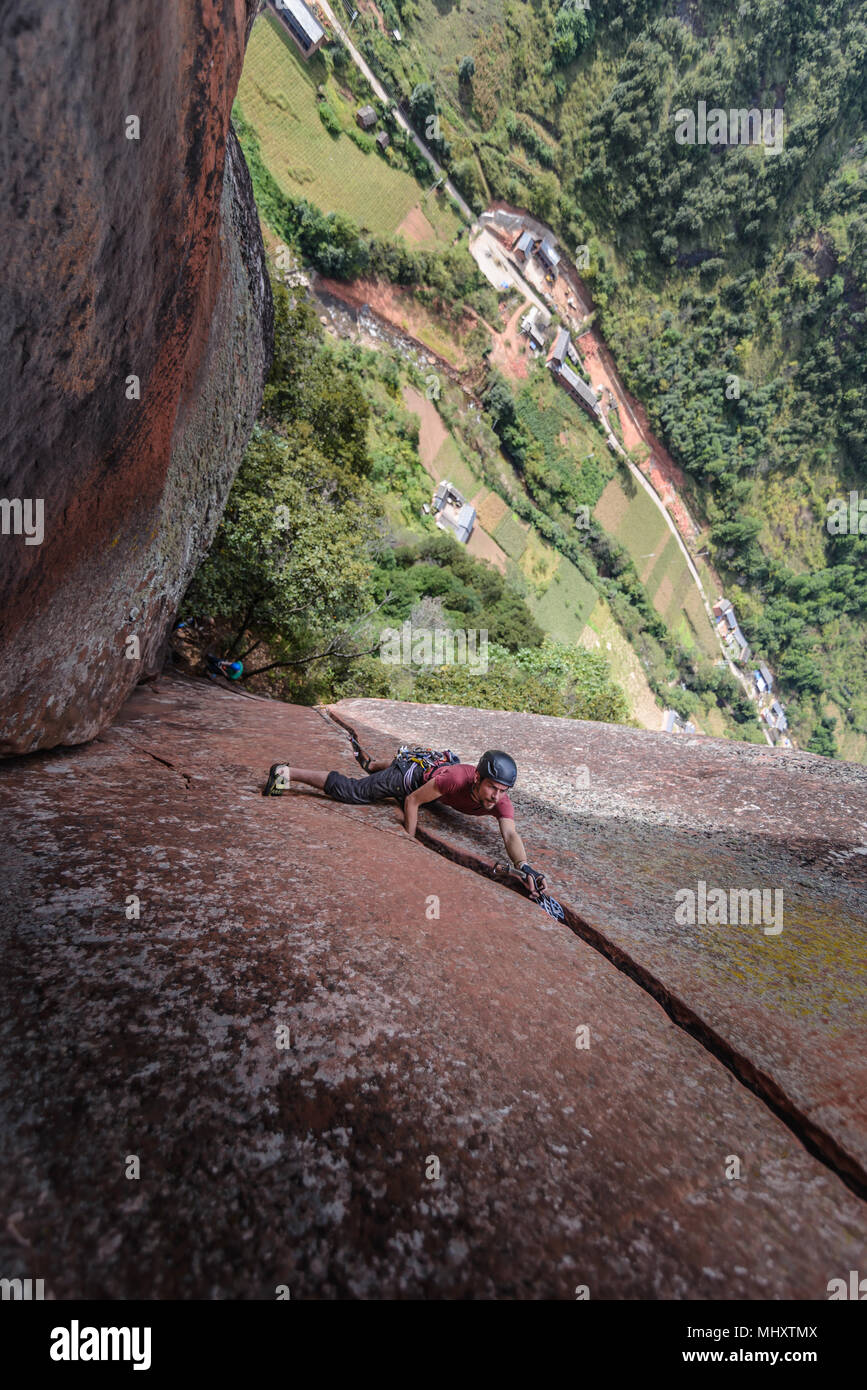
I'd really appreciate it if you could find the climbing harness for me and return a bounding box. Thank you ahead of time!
[396,746,460,793]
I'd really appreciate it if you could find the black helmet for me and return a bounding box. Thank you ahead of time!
[476,750,517,788]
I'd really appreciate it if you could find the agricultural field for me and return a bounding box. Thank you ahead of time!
[429,433,478,500]
[492,508,530,561]
[398,383,643,700]
[526,554,598,646]
[238,11,462,242]
[579,599,663,730]
[593,475,719,660]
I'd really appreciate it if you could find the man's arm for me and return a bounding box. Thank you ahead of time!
[498,818,548,897]
[403,778,442,837]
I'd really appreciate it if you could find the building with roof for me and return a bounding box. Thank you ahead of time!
[769,700,788,731]
[273,0,325,58]
[713,597,736,638]
[513,230,535,262]
[555,363,602,420]
[432,481,476,545]
[376,130,390,151]
[520,304,551,350]
[662,710,696,734]
[549,326,570,368]
[537,236,561,275]
[356,104,377,130]
[547,328,602,420]
[728,625,751,662]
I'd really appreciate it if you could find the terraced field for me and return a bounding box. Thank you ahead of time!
[238,12,461,241]
[593,475,718,659]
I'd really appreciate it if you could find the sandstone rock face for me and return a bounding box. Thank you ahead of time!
[335,699,867,1193]
[0,675,864,1298]
[0,0,272,756]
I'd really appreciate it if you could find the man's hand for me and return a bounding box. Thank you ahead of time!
[402,778,442,837]
[519,862,548,899]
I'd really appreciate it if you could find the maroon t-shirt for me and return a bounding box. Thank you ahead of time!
[423,763,515,819]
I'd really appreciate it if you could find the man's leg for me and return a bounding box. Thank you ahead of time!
[284,767,328,790]
[321,759,411,804]
[264,759,413,799]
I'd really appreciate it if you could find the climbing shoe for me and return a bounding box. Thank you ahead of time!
[263,763,290,796]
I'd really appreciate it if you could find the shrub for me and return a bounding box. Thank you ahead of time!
[318,103,341,136]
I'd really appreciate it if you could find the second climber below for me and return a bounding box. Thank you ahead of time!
[263,746,549,900]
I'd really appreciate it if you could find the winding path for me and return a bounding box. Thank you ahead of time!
[315,0,474,221]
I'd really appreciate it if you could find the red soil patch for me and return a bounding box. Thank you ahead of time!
[402,385,449,474]
[396,204,437,246]
[466,525,508,574]
[488,301,531,381]
[358,0,388,33]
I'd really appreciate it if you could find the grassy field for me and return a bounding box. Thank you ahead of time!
[580,599,663,729]
[492,509,529,561]
[430,433,477,498]
[514,369,615,513]
[238,12,462,242]
[526,555,600,645]
[593,474,719,659]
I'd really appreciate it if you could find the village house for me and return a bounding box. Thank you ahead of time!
[513,229,536,262]
[769,700,788,732]
[520,304,551,350]
[273,0,325,58]
[356,105,377,130]
[662,710,696,734]
[549,326,570,368]
[376,130,390,151]
[537,236,561,277]
[728,624,751,663]
[753,661,774,695]
[432,481,476,545]
[556,363,603,421]
[547,329,602,421]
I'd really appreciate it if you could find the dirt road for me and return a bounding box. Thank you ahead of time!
[315,0,474,221]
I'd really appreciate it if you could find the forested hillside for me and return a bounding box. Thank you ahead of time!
[354,0,867,756]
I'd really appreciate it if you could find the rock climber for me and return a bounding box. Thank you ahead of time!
[263,746,550,900]
[205,653,244,681]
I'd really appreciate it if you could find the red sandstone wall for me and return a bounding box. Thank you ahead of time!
[0,0,272,754]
